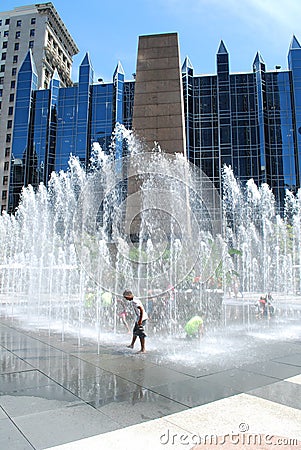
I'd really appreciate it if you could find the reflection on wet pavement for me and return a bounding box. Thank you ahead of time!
[0,316,301,449]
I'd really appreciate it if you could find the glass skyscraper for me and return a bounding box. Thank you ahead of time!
[182,37,300,207]
[9,33,301,212]
[0,3,79,213]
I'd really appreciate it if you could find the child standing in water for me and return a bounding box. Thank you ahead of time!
[123,289,148,353]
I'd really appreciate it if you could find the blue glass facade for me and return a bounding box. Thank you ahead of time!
[10,50,38,209]
[9,35,301,212]
[288,36,301,188]
[182,36,300,210]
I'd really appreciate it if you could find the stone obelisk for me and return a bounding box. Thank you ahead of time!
[125,33,187,239]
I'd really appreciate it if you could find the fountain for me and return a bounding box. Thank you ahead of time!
[0,124,301,354]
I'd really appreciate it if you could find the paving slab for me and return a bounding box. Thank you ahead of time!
[273,352,301,367]
[64,371,142,406]
[46,394,301,450]
[199,368,277,392]
[248,380,301,410]
[239,360,301,379]
[0,416,34,450]
[0,348,34,374]
[13,403,120,449]
[287,374,301,384]
[0,369,54,394]
[150,377,239,407]
[0,315,301,450]
[95,388,189,427]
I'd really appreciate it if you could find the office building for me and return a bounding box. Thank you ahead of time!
[183,37,301,206]
[0,2,78,212]
[7,26,301,213]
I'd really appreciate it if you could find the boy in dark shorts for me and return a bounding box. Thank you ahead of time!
[123,289,148,353]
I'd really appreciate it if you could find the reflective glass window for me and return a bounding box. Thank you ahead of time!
[90,83,114,153]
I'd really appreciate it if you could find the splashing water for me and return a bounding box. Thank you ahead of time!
[0,125,301,353]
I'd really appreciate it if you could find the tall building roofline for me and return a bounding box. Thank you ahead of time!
[37,3,79,56]
[1,3,79,56]
[138,32,178,38]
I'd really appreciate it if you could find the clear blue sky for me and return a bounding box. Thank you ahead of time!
[2,0,301,82]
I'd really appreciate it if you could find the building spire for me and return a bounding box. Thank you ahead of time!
[217,40,228,55]
[113,61,125,79]
[51,68,61,82]
[19,49,37,76]
[253,51,265,64]
[182,55,194,73]
[78,51,94,84]
[288,35,301,71]
[80,52,92,67]
[289,35,301,51]
[216,40,229,75]
[253,51,265,70]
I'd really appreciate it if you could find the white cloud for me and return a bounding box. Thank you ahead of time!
[203,0,300,33]
[244,0,301,28]
[153,0,300,72]
[161,0,300,32]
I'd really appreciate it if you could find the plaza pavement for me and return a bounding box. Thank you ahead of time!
[0,314,300,450]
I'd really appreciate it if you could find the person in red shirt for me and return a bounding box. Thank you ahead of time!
[117,297,131,333]
[256,295,267,319]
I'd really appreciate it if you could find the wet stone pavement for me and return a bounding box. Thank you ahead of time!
[0,315,301,449]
